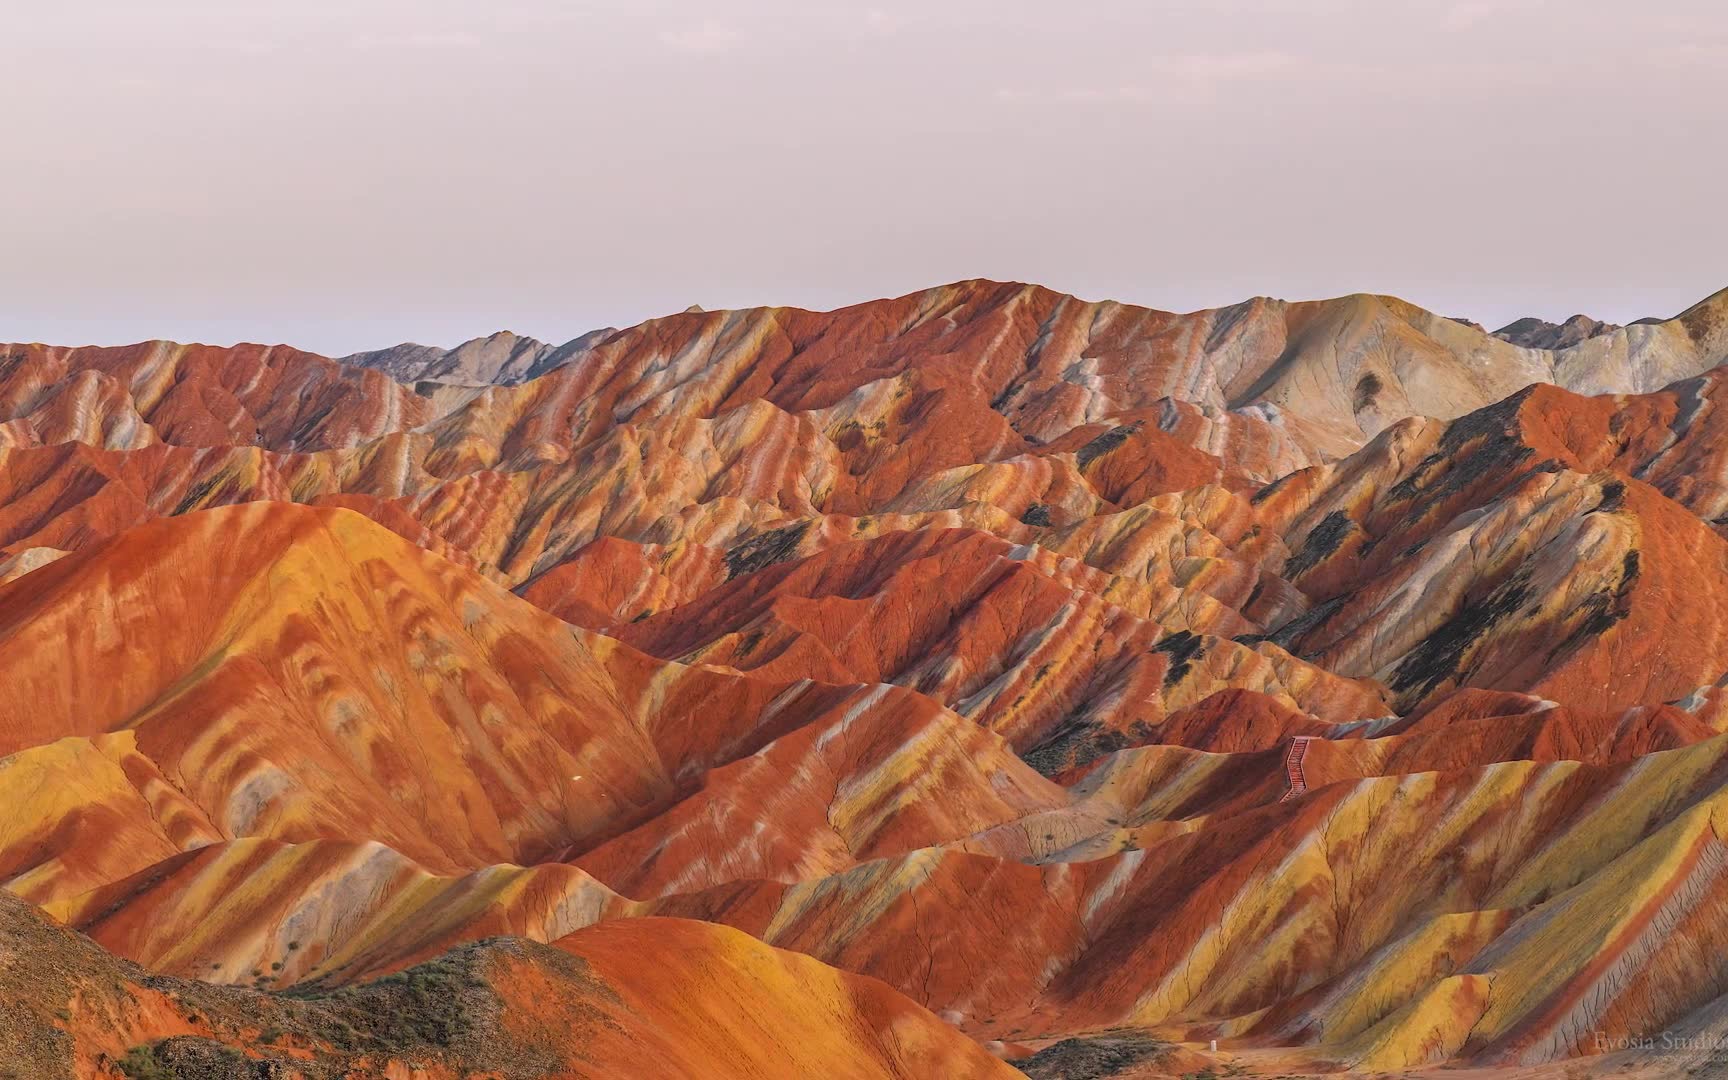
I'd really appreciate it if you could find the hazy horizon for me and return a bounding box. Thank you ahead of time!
[5,276,1726,356]
[5,0,1724,354]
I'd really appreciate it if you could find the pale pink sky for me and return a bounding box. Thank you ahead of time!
[3,1,1724,354]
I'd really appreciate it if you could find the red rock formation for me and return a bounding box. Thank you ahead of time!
[3,279,1728,1076]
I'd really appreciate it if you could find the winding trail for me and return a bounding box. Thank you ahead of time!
[1279,735,1313,803]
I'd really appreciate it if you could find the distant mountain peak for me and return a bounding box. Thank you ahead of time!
[338,326,615,387]
[1492,313,1621,350]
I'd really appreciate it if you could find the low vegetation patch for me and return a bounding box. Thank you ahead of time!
[118,1038,252,1080]
[1016,1032,1171,1078]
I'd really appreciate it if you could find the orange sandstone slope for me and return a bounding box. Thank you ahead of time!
[0,503,1064,886]
[2,280,1728,1077]
[0,496,1716,1077]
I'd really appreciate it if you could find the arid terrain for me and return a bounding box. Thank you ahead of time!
[5,279,1728,1078]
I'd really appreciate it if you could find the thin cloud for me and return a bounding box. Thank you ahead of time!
[210,38,280,56]
[995,86,1160,105]
[861,8,916,34]
[1653,40,1728,64]
[996,51,1304,106]
[1144,50,1301,79]
[1444,2,1497,28]
[659,21,745,55]
[1443,0,1550,29]
[346,30,483,52]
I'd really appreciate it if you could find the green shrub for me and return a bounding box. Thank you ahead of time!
[115,1045,171,1080]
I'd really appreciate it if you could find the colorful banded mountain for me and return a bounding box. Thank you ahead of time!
[4,278,1728,1078]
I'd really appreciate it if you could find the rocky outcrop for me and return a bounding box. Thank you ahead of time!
[1495,313,1621,350]
[339,327,616,387]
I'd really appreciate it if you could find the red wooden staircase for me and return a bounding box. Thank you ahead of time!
[1280,735,1313,803]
